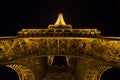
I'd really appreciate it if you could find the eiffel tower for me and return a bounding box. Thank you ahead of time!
[0,13,120,80]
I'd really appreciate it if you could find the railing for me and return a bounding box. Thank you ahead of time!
[18,28,101,37]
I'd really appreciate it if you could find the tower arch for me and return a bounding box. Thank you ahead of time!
[100,67,120,80]
[0,65,19,80]
[6,65,35,80]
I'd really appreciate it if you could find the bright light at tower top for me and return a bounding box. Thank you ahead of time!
[48,13,72,29]
[54,13,66,25]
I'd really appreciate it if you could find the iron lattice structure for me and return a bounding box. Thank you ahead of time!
[0,13,120,80]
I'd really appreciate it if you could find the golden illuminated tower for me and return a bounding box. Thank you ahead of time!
[0,13,120,80]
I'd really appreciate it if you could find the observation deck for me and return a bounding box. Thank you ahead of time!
[18,13,101,37]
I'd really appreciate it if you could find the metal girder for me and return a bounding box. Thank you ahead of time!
[0,37,120,64]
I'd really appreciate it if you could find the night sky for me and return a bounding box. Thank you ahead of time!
[0,0,120,36]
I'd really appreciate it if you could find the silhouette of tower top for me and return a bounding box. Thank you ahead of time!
[54,13,66,25]
[48,13,72,29]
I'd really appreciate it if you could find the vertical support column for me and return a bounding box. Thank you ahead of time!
[48,56,54,66]
[75,58,90,80]
[57,38,59,55]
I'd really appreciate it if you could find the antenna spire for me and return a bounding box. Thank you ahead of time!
[48,13,72,29]
[54,13,66,25]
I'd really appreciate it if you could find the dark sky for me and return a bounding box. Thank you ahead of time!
[0,0,120,36]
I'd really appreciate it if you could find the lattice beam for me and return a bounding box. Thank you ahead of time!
[0,37,120,65]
